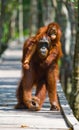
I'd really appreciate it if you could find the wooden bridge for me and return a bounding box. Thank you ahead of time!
[0,40,79,130]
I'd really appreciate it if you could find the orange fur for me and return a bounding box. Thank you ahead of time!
[16,22,63,111]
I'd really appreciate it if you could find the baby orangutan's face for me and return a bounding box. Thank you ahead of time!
[47,27,57,40]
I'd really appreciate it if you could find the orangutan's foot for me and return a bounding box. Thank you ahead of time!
[15,103,28,109]
[29,96,41,111]
[50,102,60,111]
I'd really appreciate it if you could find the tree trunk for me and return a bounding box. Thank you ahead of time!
[18,0,23,42]
[41,0,54,26]
[10,10,17,39]
[70,0,79,120]
[0,0,7,54]
[29,0,38,36]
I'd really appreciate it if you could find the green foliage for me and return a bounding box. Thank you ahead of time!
[23,29,30,36]
[1,23,9,43]
[0,0,18,55]
[14,31,19,39]
[68,0,78,8]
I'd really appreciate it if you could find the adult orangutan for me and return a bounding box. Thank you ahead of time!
[22,26,47,69]
[15,22,63,111]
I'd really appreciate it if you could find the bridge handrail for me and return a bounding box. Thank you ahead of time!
[57,81,79,130]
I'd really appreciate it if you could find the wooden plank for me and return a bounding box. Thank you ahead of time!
[0,111,69,129]
[0,70,21,78]
[1,49,22,61]
[0,127,71,130]
[57,82,79,130]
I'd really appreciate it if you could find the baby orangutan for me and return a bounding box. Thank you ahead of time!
[15,22,63,111]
